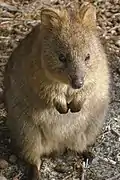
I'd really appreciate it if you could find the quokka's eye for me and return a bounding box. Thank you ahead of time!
[85,53,90,62]
[59,54,66,62]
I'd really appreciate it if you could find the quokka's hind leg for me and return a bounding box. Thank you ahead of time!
[14,121,43,180]
[27,162,41,180]
[22,131,43,180]
[81,149,95,166]
[11,141,42,180]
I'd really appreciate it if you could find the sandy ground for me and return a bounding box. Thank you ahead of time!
[0,0,120,179]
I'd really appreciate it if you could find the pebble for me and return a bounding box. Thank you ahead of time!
[92,157,99,165]
[0,176,7,180]
[108,159,116,165]
[50,0,59,4]
[105,12,111,18]
[0,159,8,169]
[54,163,72,173]
[117,154,120,162]
[9,155,17,164]
[115,40,120,47]
[111,30,116,35]
[0,88,3,94]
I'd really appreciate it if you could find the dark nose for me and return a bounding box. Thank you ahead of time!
[71,77,84,89]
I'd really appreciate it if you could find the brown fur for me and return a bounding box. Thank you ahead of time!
[4,2,109,180]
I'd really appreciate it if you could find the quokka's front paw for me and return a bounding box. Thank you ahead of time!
[55,102,69,114]
[68,100,81,113]
[54,98,69,114]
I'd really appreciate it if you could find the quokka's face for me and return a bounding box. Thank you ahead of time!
[40,3,97,89]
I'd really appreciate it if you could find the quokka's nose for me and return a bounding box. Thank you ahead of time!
[71,77,84,89]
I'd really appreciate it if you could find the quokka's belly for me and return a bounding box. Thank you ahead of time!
[38,108,87,152]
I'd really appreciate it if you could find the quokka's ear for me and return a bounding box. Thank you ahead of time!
[79,2,97,30]
[40,8,61,29]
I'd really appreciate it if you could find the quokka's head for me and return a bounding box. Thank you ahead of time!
[40,2,98,89]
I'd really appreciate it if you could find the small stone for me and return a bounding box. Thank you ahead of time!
[9,155,17,164]
[54,163,72,173]
[0,87,3,94]
[111,30,116,35]
[0,176,7,180]
[50,0,59,4]
[8,138,11,143]
[116,40,120,47]
[109,159,116,165]
[92,157,99,165]
[0,159,8,169]
[105,12,111,18]
[103,158,109,162]
[117,154,120,162]
[104,36,110,40]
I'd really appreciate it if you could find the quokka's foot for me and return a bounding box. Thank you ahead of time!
[82,150,95,167]
[27,164,40,180]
